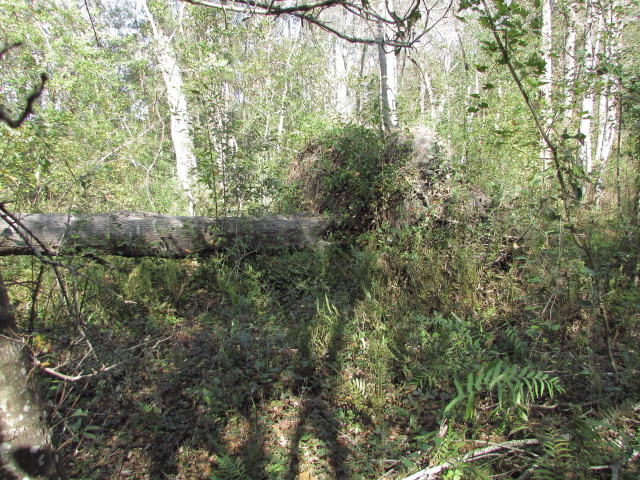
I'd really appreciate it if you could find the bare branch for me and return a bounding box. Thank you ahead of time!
[0,43,48,129]
[36,331,175,382]
[0,205,135,305]
[0,73,48,129]
[180,0,445,47]
[0,42,23,60]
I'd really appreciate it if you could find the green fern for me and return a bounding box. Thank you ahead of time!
[444,360,564,420]
[530,430,575,480]
[209,452,247,480]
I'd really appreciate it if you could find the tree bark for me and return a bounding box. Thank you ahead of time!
[142,0,198,215]
[540,0,554,167]
[562,2,578,123]
[578,0,599,172]
[377,0,399,130]
[0,269,63,479]
[594,0,624,185]
[0,212,334,258]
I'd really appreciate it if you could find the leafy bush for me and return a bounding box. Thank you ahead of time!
[287,124,410,230]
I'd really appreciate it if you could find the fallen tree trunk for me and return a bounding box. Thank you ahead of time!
[0,212,334,258]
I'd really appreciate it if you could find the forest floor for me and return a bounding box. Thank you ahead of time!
[34,240,640,480]
[22,128,640,479]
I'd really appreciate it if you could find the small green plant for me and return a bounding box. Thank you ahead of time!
[209,452,247,480]
[445,360,563,420]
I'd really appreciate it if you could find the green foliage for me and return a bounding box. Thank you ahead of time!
[445,360,563,420]
[209,451,247,480]
[124,258,187,305]
[3,0,640,478]
[290,124,410,229]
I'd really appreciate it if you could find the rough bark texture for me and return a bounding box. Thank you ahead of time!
[0,212,334,258]
[0,270,62,479]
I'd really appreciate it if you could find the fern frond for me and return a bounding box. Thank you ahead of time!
[446,361,563,419]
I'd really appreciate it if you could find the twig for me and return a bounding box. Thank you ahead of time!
[36,331,175,382]
[40,363,121,382]
[399,438,541,480]
[83,0,102,47]
[0,204,79,322]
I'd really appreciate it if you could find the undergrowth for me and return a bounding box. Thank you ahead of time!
[3,127,640,479]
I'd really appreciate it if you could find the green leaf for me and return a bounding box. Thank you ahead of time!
[444,395,466,413]
[454,377,465,396]
[523,377,533,395]
[465,392,475,419]
[518,365,529,379]
[478,39,498,52]
[489,360,503,388]
[517,407,528,421]
[467,372,475,394]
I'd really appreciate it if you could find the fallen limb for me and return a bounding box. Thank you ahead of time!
[0,211,335,258]
[401,438,541,480]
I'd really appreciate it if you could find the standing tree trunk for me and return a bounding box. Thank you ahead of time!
[0,269,63,480]
[355,43,369,122]
[594,0,624,193]
[578,0,598,173]
[410,57,436,122]
[562,2,578,123]
[142,0,198,215]
[540,0,554,167]
[377,0,399,130]
[334,39,351,120]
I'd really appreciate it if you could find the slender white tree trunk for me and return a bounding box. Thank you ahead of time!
[277,79,289,137]
[411,57,436,122]
[278,33,301,136]
[592,0,624,200]
[540,0,554,167]
[563,2,578,122]
[334,39,350,119]
[578,0,600,173]
[377,0,399,130]
[355,43,369,122]
[377,41,399,129]
[596,81,617,169]
[142,0,197,215]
